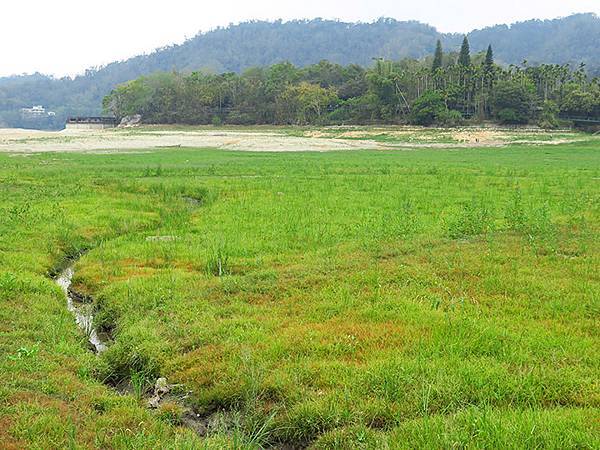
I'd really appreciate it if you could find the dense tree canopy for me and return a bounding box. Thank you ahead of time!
[491,81,535,124]
[103,52,600,127]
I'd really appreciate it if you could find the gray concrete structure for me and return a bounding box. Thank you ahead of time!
[66,117,117,130]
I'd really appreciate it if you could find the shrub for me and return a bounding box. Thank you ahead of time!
[437,109,464,127]
[560,85,600,117]
[497,108,521,125]
[492,80,535,124]
[505,189,527,232]
[410,91,446,126]
[538,101,560,129]
[446,200,494,238]
[411,91,465,127]
[505,192,556,239]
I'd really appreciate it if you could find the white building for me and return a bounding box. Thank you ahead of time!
[21,105,52,119]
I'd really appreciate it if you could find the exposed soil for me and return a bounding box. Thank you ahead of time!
[306,126,586,146]
[0,126,587,153]
[0,128,381,153]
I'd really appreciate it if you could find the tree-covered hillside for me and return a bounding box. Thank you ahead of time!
[1,13,599,129]
[468,13,600,70]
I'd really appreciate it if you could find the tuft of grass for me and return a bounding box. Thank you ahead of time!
[206,244,231,277]
[446,198,494,238]
[0,271,20,300]
[131,370,149,402]
[156,401,185,425]
[7,344,39,361]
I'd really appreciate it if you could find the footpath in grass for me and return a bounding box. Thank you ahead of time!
[0,141,598,448]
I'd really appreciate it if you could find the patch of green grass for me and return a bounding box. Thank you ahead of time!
[0,136,598,447]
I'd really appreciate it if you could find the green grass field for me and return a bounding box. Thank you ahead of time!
[1,137,599,448]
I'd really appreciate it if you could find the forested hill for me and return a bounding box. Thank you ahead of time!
[92,13,600,74]
[1,13,599,129]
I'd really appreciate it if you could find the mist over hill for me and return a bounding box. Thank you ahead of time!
[1,13,598,129]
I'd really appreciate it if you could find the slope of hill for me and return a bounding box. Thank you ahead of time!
[468,13,600,68]
[1,13,598,129]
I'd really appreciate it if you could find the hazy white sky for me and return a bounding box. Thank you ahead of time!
[2,0,599,77]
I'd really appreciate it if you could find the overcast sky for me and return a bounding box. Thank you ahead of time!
[2,0,599,77]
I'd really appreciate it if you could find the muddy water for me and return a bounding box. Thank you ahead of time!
[56,265,108,353]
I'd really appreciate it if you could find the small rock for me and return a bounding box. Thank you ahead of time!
[148,395,161,409]
[147,378,172,408]
[118,114,142,128]
[154,377,170,396]
[146,235,177,242]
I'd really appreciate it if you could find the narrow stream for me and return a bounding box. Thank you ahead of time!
[54,261,219,438]
[55,265,108,353]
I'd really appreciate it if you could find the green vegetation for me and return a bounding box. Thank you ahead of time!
[492,81,536,125]
[458,37,472,67]
[1,135,599,448]
[432,40,444,73]
[103,48,600,128]
[2,13,600,130]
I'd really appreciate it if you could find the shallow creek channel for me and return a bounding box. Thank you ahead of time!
[55,264,108,353]
[54,261,214,437]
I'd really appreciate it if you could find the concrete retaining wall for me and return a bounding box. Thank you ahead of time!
[65,123,116,130]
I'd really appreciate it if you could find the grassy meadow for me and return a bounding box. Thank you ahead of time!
[0,136,599,448]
